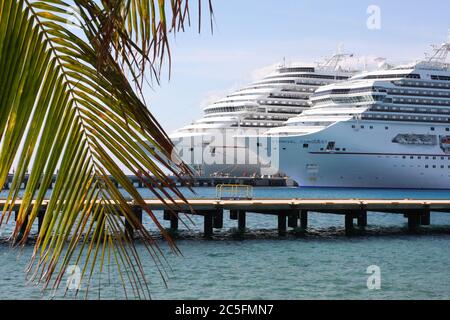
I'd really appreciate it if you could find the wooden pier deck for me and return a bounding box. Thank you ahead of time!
[2,198,449,238]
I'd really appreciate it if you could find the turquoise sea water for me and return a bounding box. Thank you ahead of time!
[1,187,450,300]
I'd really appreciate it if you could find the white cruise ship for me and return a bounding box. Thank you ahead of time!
[267,36,450,189]
[171,51,357,176]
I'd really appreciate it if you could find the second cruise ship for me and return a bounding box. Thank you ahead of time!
[267,36,450,189]
[171,50,357,176]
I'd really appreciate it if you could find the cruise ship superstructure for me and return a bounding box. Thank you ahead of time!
[268,36,450,188]
[171,51,357,176]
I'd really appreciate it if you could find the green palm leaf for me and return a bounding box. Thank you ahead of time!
[0,0,212,299]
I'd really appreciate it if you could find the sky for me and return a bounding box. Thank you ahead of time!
[143,0,450,133]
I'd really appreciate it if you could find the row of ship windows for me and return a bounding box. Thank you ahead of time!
[431,75,450,81]
[267,109,303,114]
[371,105,450,114]
[232,123,279,127]
[394,80,450,89]
[296,80,329,86]
[314,95,379,105]
[391,98,450,106]
[255,79,330,87]
[256,80,295,85]
[314,87,377,96]
[281,87,316,93]
[212,99,253,105]
[314,95,450,106]
[394,165,450,169]
[377,155,450,160]
[227,92,267,99]
[314,87,450,99]
[227,86,315,99]
[237,83,319,92]
[387,88,450,97]
[279,67,315,73]
[237,85,285,92]
[263,74,338,81]
[362,73,421,80]
[351,123,450,132]
[205,106,247,114]
[296,74,349,80]
[269,93,309,100]
[260,100,309,106]
[241,115,290,121]
[362,113,450,123]
[209,99,311,109]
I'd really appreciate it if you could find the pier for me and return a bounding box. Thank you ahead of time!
[1,174,295,190]
[2,199,449,239]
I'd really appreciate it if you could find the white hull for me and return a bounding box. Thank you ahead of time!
[278,120,450,189]
[172,128,281,177]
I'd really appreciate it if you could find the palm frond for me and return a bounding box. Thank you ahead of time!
[0,0,212,298]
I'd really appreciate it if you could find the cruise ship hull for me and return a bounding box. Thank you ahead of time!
[278,120,450,189]
[171,130,281,177]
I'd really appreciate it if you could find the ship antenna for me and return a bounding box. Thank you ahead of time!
[425,31,450,64]
[320,43,353,71]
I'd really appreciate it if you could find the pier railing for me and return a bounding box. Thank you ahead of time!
[215,184,253,200]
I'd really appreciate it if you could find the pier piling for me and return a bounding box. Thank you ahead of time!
[204,212,213,239]
[213,210,223,229]
[288,211,299,228]
[407,213,420,233]
[345,213,354,236]
[37,209,45,233]
[170,211,179,230]
[278,213,287,237]
[238,211,246,232]
[163,209,179,229]
[125,207,143,239]
[300,210,308,229]
[15,211,29,243]
[357,210,367,228]
[421,208,431,226]
[230,210,238,220]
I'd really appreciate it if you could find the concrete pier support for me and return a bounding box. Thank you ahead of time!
[164,210,179,229]
[163,210,170,221]
[300,210,308,229]
[125,208,143,239]
[238,211,246,232]
[357,210,367,228]
[345,213,354,236]
[288,211,299,228]
[230,210,238,220]
[407,213,420,232]
[278,213,287,237]
[37,209,46,233]
[213,210,223,229]
[170,212,179,230]
[204,212,213,239]
[15,211,29,243]
[421,208,431,226]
